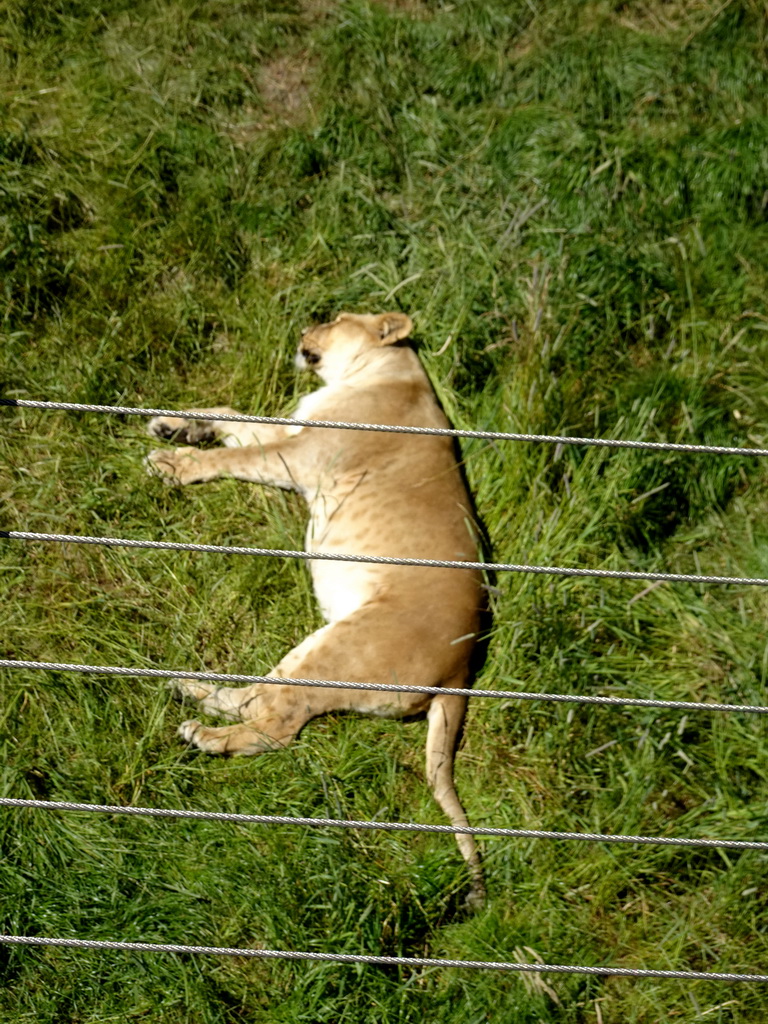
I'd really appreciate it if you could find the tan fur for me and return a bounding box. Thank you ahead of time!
[146,311,485,907]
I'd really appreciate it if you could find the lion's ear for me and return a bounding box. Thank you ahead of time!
[376,312,413,345]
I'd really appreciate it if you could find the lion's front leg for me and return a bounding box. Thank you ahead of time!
[145,446,220,485]
[145,439,308,488]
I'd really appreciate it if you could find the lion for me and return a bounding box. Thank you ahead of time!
[145,311,485,907]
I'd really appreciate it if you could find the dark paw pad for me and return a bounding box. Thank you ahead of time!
[155,422,183,440]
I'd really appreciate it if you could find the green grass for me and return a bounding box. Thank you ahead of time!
[2,0,768,1019]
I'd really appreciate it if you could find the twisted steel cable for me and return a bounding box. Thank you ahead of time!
[2,397,767,457]
[2,658,768,714]
[1,796,766,851]
[0,935,765,981]
[3,530,767,587]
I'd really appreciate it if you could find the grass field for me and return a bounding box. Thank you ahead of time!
[2,0,768,1020]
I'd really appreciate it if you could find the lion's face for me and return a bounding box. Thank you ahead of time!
[296,312,413,383]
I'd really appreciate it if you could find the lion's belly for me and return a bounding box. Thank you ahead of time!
[304,496,380,622]
[308,558,381,623]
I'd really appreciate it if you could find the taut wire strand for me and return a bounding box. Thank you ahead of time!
[2,397,767,458]
[3,530,767,587]
[3,658,768,714]
[0,935,765,981]
[2,796,766,850]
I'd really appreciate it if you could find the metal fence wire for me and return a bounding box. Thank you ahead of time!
[3,529,768,587]
[1,935,767,983]
[3,397,768,456]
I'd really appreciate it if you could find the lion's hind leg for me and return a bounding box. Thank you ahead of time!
[174,614,431,757]
[173,678,255,720]
[173,678,306,752]
[178,709,302,755]
[173,625,344,756]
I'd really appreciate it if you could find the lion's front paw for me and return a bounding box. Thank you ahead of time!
[147,416,215,444]
[148,416,187,441]
[145,447,205,485]
[178,719,204,746]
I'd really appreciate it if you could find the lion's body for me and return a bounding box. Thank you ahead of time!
[146,312,485,906]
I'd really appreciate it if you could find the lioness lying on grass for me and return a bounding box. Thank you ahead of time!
[146,311,485,907]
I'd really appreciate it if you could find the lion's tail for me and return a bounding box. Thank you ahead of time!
[425,683,485,909]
